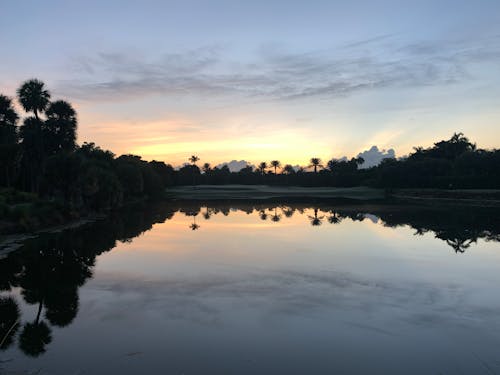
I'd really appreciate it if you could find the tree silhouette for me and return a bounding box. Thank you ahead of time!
[0,297,20,351]
[44,100,77,154]
[282,164,295,175]
[308,208,324,226]
[309,158,323,173]
[17,79,50,120]
[202,162,211,174]
[270,160,281,174]
[0,95,20,187]
[271,207,281,222]
[257,162,267,175]
[189,155,200,166]
[189,155,200,186]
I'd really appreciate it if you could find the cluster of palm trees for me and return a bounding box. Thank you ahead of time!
[187,155,326,175]
[0,79,77,191]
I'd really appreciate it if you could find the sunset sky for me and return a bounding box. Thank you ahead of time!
[1,0,500,166]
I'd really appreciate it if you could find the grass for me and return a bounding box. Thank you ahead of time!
[166,185,385,200]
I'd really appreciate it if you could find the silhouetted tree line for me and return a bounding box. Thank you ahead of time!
[0,80,176,216]
[2,80,499,221]
[176,133,500,188]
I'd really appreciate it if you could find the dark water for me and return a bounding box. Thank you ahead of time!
[1,201,500,374]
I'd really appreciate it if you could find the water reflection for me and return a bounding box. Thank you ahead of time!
[0,201,499,361]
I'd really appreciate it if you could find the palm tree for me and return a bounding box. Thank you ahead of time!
[44,100,77,154]
[282,164,295,175]
[270,160,281,174]
[257,162,267,175]
[189,155,200,186]
[309,158,323,173]
[189,155,200,166]
[17,79,50,120]
[202,162,211,174]
[0,95,20,187]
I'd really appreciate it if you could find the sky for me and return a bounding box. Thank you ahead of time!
[1,0,500,166]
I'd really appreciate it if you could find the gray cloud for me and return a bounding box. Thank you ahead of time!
[357,146,396,168]
[215,160,254,172]
[57,34,500,103]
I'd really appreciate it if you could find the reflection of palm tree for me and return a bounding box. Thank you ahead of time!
[259,210,268,220]
[189,215,200,230]
[271,207,281,222]
[0,297,20,351]
[202,207,212,220]
[282,206,295,218]
[19,299,52,357]
[445,237,476,254]
[308,208,324,226]
[327,211,342,224]
[19,320,52,357]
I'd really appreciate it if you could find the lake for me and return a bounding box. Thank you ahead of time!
[1,201,500,374]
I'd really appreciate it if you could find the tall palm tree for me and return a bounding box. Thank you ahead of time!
[257,162,267,175]
[309,158,323,173]
[189,155,200,166]
[189,155,200,186]
[270,160,281,174]
[17,79,50,120]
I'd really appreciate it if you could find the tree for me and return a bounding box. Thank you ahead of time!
[309,157,323,173]
[0,95,20,187]
[282,164,295,175]
[189,155,200,166]
[44,100,77,154]
[17,79,50,120]
[257,162,267,175]
[202,162,211,174]
[270,160,281,174]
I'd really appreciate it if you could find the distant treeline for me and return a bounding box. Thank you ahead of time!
[1,79,500,214]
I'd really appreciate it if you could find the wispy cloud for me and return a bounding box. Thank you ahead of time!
[57,34,500,103]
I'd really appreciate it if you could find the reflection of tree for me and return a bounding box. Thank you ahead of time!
[327,211,342,224]
[271,207,281,222]
[0,200,179,358]
[308,208,324,226]
[282,206,295,218]
[0,297,20,350]
[202,207,213,220]
[259,210,268,221]
[19,321,52,357]
[189,215,200,231]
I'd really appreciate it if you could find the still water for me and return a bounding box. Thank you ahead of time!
[1,201,500,374]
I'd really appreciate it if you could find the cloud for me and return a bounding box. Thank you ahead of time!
[357,146,396,168]
[56,34,500,103]
[216,160,254,172]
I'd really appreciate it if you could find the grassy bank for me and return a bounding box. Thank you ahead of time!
[0,188,71,234]
[166,185,386,200]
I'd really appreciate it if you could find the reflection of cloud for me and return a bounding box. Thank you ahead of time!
[357,146,396,168]
[57,34,500,103]
[89,268,498,332]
